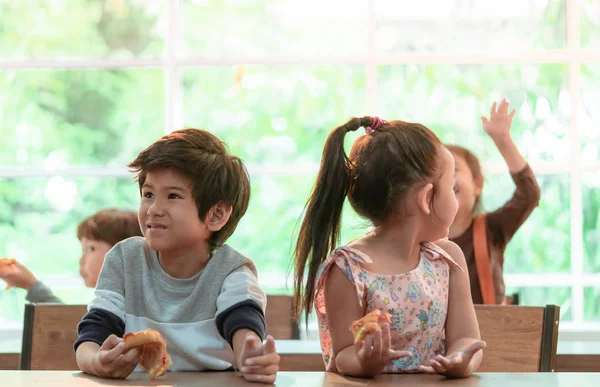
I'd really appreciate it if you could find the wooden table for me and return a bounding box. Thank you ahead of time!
[2,371,600,386]
[276,340,600,372]
[3,340,600,372]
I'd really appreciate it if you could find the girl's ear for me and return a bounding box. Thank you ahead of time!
[205,201,233,232]
[473,175,484,196]
[416,183,434,215]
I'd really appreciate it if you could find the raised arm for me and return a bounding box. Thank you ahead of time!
[481,99,526,173]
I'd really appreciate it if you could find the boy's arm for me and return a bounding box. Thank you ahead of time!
[216,264,280,383]
[74,244,129,376]
[215,265,267,355]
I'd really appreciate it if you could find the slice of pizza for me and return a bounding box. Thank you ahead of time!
[349,309,392,344]
[123,329,172,380]
[0,258,16,289]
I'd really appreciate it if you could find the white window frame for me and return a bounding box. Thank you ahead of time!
[1,0,599,342]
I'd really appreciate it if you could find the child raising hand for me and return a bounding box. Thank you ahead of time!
[448,99,541,305]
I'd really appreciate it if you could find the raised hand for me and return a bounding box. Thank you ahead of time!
[481,99,515,141]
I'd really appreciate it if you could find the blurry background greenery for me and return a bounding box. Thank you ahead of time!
[0,0,599,332]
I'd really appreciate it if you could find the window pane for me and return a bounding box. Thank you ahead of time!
[506,286,571,322]
[583,172,600,273]
[182,66,367,164]
[580,64,600,163]
[377,64,569,165]
[0,177,140,325]
[584,287,600,321]
[181,0,368,57]
[0,0,165,58]
[229,174,372,290]
[580,0,600,49]
[482,174,570,274]
[374,0,566,53]
[229,174,311,289]
[0,69,164,167]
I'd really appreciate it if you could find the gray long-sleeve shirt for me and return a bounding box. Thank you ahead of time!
[26,281,62,303]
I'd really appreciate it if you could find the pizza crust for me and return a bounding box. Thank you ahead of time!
[349,309,392,344]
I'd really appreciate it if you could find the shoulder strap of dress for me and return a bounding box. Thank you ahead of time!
[422,242,464,272]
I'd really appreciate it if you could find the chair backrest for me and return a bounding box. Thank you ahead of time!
[20,303,87,370]
[476,304,560,372]
[265,295,300,340]
[20,295,299,369]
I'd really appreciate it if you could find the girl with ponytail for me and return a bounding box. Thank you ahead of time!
[293,117,484,378]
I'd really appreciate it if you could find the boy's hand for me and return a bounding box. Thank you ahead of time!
[481,99,515,142]
[355,323,412,376]
[91,334,142,379]
[239,334,280,384]
[0,259,37,290]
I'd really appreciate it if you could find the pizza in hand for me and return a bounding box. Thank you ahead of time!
[349,309,392,344]
[123,329,172,380]
[0,258,16,289]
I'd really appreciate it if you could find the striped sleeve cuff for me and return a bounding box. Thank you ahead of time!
[74,308,125,352]
[215,299,266,347]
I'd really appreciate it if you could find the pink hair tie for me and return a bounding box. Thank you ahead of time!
[365,117,387,134]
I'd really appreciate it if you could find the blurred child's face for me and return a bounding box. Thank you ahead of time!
[427,147,459,239]
[451,151,482,220]
[139,168,211,256]
[79,238,112,288]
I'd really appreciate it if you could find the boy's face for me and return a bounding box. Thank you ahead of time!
[139,168,210,256]
[79,238,112,288]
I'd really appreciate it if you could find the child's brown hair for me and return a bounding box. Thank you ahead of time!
[77,208,142,246]
[128,128,251,251]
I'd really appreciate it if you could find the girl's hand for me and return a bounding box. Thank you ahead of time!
[355,323,412,377]
[417,340,486,377]
[481,99,515,142]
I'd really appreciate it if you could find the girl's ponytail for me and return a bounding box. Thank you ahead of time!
[292,117,369,323]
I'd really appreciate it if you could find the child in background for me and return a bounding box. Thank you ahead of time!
[293,117,485,378]
[0,208,142,303]
[448,100,541,304]
[74,129,280,383]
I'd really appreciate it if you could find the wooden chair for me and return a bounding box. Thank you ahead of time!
[265,295,300,340]
[20,296,299,370]
[476,304,560,372]
[20,303,87,370]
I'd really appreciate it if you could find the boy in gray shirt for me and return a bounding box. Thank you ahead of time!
[74,129,280,383]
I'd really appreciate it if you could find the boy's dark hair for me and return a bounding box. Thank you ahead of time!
[446,144,484,214]
[77,208,142,246]
[292,117,442,323]
[127,128,251,251]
